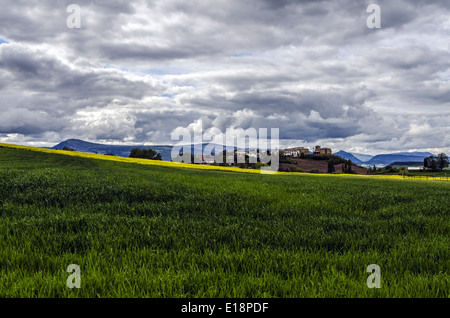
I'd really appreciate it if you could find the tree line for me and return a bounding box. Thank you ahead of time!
[424,153,448,171]
[129,148,162,160]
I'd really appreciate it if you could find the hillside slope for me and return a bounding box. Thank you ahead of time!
[366,152,435,165]
[52,139,174,161]
[52,139,234,162]
[280,158,367,174]
[0,146,448,298]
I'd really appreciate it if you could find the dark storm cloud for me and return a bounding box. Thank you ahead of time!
[0,43,159,101]
[0,108,68,135]
[0,42,165,140]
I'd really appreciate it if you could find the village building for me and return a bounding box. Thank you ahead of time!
[281,147,310,157]
[282,146,332,157]
[313,145,332,155]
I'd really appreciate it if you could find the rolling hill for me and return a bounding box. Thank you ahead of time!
[334,150,435,166]
[364,152,435,166]
[52,139,174,161]
[0,143,448,298]
[52,139,239,162]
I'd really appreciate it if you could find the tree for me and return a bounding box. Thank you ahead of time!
[342,159,354,174]
[385,165,396,172]
[424,153,449,171]
[348,160,354,173]
[424,155,438,171]
[129,148,162,160]
[437,153,449,171]
[327,159,335,173]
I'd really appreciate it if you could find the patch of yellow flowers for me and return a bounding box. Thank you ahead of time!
[0,142,447,182]
[0,142,261,174]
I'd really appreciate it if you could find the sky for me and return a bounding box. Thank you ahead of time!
[0,0,449,155]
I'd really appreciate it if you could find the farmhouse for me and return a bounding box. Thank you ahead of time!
[281,145,332,157]
[281,147,310,157]
[407,166,423,171]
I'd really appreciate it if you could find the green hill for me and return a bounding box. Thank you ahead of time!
[0,146,448,297]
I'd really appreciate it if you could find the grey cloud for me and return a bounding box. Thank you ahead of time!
[0,107,69,135]
[0,0,449,153]
[0,43,160,101]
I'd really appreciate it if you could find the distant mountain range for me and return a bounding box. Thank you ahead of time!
[364,152,435,166]
[334,150,435,166]
[51,139,436,166]
[51,139,232,161]
[52,139,174,161]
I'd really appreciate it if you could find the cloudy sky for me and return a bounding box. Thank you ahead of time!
[0,0,449,155]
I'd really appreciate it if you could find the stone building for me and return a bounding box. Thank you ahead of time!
[313,145,332,155]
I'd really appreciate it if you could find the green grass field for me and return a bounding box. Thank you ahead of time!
[0,146,448,298]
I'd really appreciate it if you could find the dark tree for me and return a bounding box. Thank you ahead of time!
[341,159,354,174]
[385,165,396,172]
[327,159,335,173]
[437,153,449,171]
[129,148,162,160]
[424,156,438,171]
